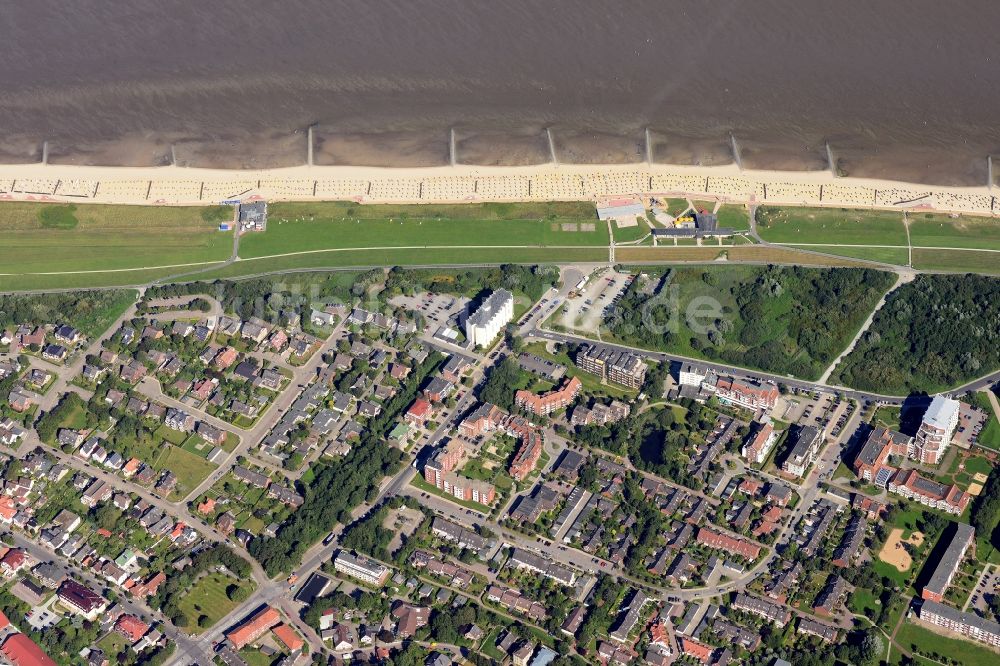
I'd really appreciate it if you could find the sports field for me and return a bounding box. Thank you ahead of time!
[0,201,233,274]
[756,205,908,245]
[238,201,610,258]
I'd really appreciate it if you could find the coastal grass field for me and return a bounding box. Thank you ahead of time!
[614,245,874,267]
[2,198,1000,292]
[756,205,908,245]
[197,246,609,281]
[909,212,1000,250]
[0,201,233,274]
[912,248,1000,273]
[788,244,911,265]
[237,200,610,258]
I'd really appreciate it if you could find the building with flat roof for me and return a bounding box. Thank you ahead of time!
[781,425,824,477]
[576,344,647,389]
[333,551,390,586]
[914,395,960,464]
[920,599,1000,647]
[237,200,268,231]
[922,523,975,602]
[596,198,645,222]
[650,210,735,239]
[465,290,514,348]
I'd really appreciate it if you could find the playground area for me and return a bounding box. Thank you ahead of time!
[878,528,925,572]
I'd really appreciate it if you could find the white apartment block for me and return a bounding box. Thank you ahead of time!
[920,599,1000,647]
[334,551,390,586]
[914,395,960,465]
[677,362,708,387]
[465,290,514,348]
[742,421,777,465]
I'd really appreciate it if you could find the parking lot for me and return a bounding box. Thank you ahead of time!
[552,269,632,334]
[391,292,470,334]
[965,564,999,616]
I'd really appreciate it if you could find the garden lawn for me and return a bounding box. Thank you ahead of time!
[177,571,254,634]
[756,206,907,245]
[692,201,750,231]
[848,587,881,616]
[612,218,651,244]
[410,474,488,511]
[0,201,233,275]
[238,201,609,258]
[151,445,216,498]
[895,620,1000,666]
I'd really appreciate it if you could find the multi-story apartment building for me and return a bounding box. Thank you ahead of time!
[515,376,582,416]
[920,599,1000,648]
[677,362,709,387]
[465,289,514,348]
[852,426,913,484]
[922,523,975,602]
[711,376,779,411]
[575,345,647,389]
[333,551,391,586]
[887,469,970,515]
[781,425,824,477]
[742,420,777,465]
[913,395,960,464]
[422,441,496,505]
[731,592,791,626]
[440,472,496,505]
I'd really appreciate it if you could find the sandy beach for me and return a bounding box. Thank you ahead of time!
[0,161,996,218]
